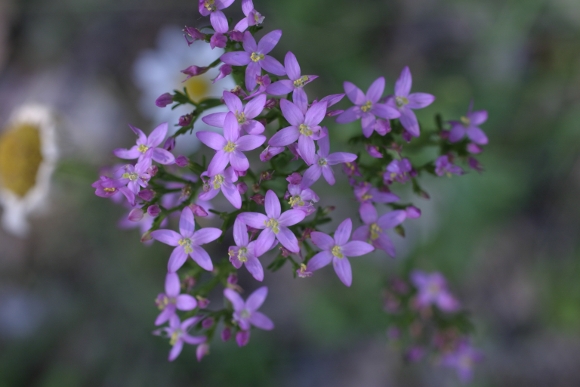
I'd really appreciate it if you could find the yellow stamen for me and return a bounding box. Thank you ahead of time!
[235,111,246,124]
[370,223,382,240]
[288,195,304,207]
[331,245,344,259]
[264,218,280,234]
[293,75,310,88]
[169,330,180,346]
[223,141,236,153]
[361,100,372,112]
[361,193,373,201]
[460,116,470,127]
[318,158,328,166]
[138,144,149,153]
[121,172,138,181]
[0,123,43,197]
[204,0,216,11]
[395,96,409,108]
[237,247,248,262]
[299,124,312,136]
[103,187,116,193]
[250,52,264,62]
[212,174,224,190]
[178,238,193,254]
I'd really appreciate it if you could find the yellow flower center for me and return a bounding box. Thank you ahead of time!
[178,237,193,254]
[317,158,327,166]
[185,76,211,103]
[299,124,312,136]
[361,100,372,112]
[395,96,409,108]
[169,330,180,346]
[361,193,373,201]
[212,174,224,190]
[250,52,264,62]
[204,0,216,11]
[138,144,149,153]
[237,247,248,262]
[253,12,263,24]
[235,111,246,124]
[103,187,116,193]
[331,245,344,259]
[288,195,304,207]
[370,223,382,240]
[293,75,310,88]
[121,172,138,181]
[223,141,236,153]
[264,218,280,234]
[0,123,43,198]
[460,116,471,127]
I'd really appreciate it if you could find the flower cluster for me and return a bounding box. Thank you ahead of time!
[92,0,488,378]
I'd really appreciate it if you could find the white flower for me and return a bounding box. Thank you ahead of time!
[0,104,58,237]
[133,26,235,154]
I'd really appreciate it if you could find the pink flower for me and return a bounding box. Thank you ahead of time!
[234,0,265,32]
[198,166,243,209]
[302,135,357,186]
[156,315,206,361]
[155,272,198,325]
[228,218,265,281]
[114,123,175,165]
[224,286,274,331]
[151,207,222,272]
[202,92,267,134]
[352,203,406,257]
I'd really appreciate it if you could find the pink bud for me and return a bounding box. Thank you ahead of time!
[178,114,193,127]
[163,137,175,151]
[201,317,214,329]
[236,169,247,177]
[138,189,155,201]
[230,85,247,98]
[155,93,173,108]
[196,343,210,362]
[229,30,243,42]
[227,274,238,285]
[213,64,232,84]
[183,26,204,45]
[405,206,421,219]
[221,327,231,342]
[147,205,160,217]
[402,131,412,142]
[148,165,158,177]
[467,143,482,154]
[250,194,265,205]
[366,144,383,158]
[196,296,210,308]
[210,33,227,49]
[260,146,284,161]
[175,155,189,167]
[183,276,196,291]
[259,170,274,182]
[237,182,248,194]
[181,65,209,79]
[189,203,208,217]
[265,98,277,109]
[326,109,344,117]
[128,208,144,222]
[236,330,250,347]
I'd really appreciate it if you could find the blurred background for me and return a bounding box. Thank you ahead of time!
[1,0,580,386]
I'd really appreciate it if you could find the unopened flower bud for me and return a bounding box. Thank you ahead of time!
[202,317,214,329]
[301,228,314,240]
[189,203,208,217]
[237,182,247,194]
[221,327,231,342]
[155,93,173,108]
[138,189,155,201]
[178,114,193,127]
[286,172,302,185]
[128,208,144,222]
[229,30,243,42]
[260,146,284,161]
[265,98,277,109]
[394,225,405,237]
[326,109,344,117]
[230,85,247,98]
[183,26,204,45]
[259,170,274,182]
[405,206,421,219]
[196,296,210,308]
[468,156,483,172]
[322,206,335,215]
[196,343,210,362]
[210,33,227,49]
[140,231,152,243]
[366,144,383,158]
[147,205,160,217]
[213,64,232,84]
[279,246,291,257]
[250,194,265,205]
[402,131,412,142]
[181,65,209,79]
[236,169,247,177]
[227,274,238,285]
[236,330,250,347]
[467,143,482,154]
[175,155,189,167]
[163,137,175,151]
[148,165,158,177]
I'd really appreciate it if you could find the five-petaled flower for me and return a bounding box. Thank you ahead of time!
[155,315,206,361]
[448,104,488,145]
[352,203,406,257]
[302,135,357,186]
[410,270,460,312]
[155,272,198,325]
[114,123,176,166]
[224,286,274,331]
[229,217,265,281]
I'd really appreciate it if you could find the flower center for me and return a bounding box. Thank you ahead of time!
[361,100,372,112]
[264,218,280,234]
[103,187,116,193]
[235,111,246,124]
[0,123,43,198]
[317,158,328,166]
[253,11,264,24]
[299,124,313,136]
[204,0,216,11]
[288,195,304,207]
[169,330,181,346]
[240,309,251,319]
[428,282,441,296]
[155,295,176,310]
[395,96,409,108]
[293,75,310,88]
[250,52,264,62]
[138,144,149,153]
[361,193,373,201]
[331,245,344,259]
[122,172,139,181]
[178,237,193,254]
[212,174,224,190]
[370,223,382,240]
[237,247,248,262]
[223,141,236,153]
[460,116,470,127]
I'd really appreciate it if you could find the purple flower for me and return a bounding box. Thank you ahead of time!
[156,93,173,108]
[266,52,318,103]
[196,112,266,175]
[212,64,232,84]
[114,163,151,195]
[385,67,435,137]
[198,0,234,34]
[114,123,176,165]
[183,26,205,46]
[384,158,414,184]
[228,218,265,281]
[366,144,383,158]
[259,145,284,161]
[336,77,401,138]
[307,218,374,286]
[268,99,327,165]
[157,315,206,362]
[220,30,286,91]
[202,92,267,134]
[155,272,198,325]
[434,155,463,177]
[302,135,357,186]
[287,183,319,215]
[92,176,135,205]
[448,105,488,145]
[440,340,483,382]
[246,75,271,99]
[151,207,222,272]
[238,190,305,256]
[224,286,274,331]
[352,203,406,257]
[354,182,399,205]
[198,166,242,209]
[234,0,265,32]
[410,270,460,312]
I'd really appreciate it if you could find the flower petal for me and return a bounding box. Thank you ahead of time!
[176,294,197,310]
[165,272,181,297]
[257,30,282,54]
[469,110,488,126]
[114,146,140,159]
[230,150,249,171]
[255,228,276,256]
[246,286,268,310]
[196,131,227,150]
[249,311,274,330]
[371,103,401,119]
[341,240,374,257]
[359,202,377,224]
[268,126,299,147]
[223,112,240,142]
[310,231,334,250]
[191,227,222,245]
[298,135,315,165]
[245,256,264,281]
[261,55,286,76]
[168,247,188,272]
[280,99,305,126]
[190,246,213,271]
[307,250,332,271]
[242,31,258,52]
[265,190,281,218]
[407,93,435,109]
[236,134,265,151]
[169,340,183,361]
[147,123,168,147]
[207,150,230,176]
[244,94,266,119]
[151,148,176,165]
[202,112,227,127]
[399,109,420,137]
[334,218,352,246]
[395,66,412,97]
[222,181,242,208]
[467,127,488,145]
[233,217,249,247]
[374,233,396,257]
[221,51,251,66]
[238,212,268,229]
[224,288,244,311]
[179,206,195,238]
[266,80,294,96]
[333,257,352,286]
[278,209,305,227]
[321,166,335,185]
[335,106,361,124]
[377,210,407,229]
[326,152,357,165]
[210,11,229,33]
[344,81,365,105]
[304,101,327,126]
[284,51,301,80]
[366,77,385,102]
[151,229,181,246]
[276,227,299,252]
[245,61,261,91]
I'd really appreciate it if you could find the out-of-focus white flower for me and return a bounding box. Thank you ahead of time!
[0,104,58,237]
[133,26,235,154]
